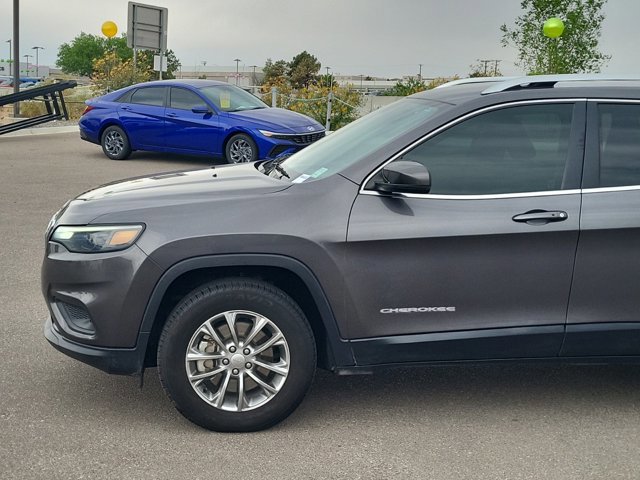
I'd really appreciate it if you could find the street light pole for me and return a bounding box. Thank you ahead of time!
[23,54,32,76]
[6,39,11,76]
[12,0,19,115]
[249,65,257,85]
[32,46,43,78]
[234,58,241,85]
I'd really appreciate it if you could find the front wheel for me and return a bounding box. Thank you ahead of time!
[157,279,316,432]
[225,133,258,163]
[100,125,132,160]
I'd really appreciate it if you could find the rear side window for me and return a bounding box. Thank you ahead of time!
[598,104,640,187]
[396,103,574,195]
[130,87,166,107]
[170,88,205,110]
[115,90,133,103]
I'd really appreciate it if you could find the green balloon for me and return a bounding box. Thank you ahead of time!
[543,17,565,38]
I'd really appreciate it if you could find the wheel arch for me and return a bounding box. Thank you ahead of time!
[222,129,261,160]
[140,254,354,371]
[98,120,128,144]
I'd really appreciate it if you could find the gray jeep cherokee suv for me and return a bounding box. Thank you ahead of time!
[43,75,640,431]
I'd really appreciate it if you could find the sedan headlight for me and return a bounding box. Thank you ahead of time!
[51,225,144,253]
[259,130,276,137]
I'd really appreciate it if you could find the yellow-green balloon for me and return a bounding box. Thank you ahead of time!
[101,21,118,38]
[543,17,565,38]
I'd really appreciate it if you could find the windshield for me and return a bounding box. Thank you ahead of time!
[199,85,268,112]
[268,98,445,182]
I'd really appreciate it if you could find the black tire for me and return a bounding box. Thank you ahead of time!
[100,125,132,160]
[224,133,258,163]
[157,278,316,432]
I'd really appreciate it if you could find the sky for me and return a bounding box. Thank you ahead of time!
[0,0,638,78]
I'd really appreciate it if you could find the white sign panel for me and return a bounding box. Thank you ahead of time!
[153,55,167,72]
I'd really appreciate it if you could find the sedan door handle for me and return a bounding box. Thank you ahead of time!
[120,106,131,111]
[512,210,568,225]
[166,112,178,118]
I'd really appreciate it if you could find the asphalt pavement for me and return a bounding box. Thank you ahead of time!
[1,131,639,480]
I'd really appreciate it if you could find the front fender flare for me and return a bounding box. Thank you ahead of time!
[138,254,355,368]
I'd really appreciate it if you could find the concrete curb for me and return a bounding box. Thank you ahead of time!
[3,125,79,138]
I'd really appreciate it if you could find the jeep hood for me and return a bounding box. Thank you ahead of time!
[59,163,290,224]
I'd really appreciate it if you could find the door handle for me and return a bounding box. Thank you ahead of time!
[166,112,178,118]
[512,210,568,225]
[120,106,131,111]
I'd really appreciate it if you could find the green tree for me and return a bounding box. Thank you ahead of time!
[501,0,610,74]
[288,51,321,88]
[468,60,503,77]
[57,32,111,76]
[92,50,151,94]
[287,84,363,130]
[136,50,181,80]
[318,73,335,88]
[262,58,289,85]
[58,32,179,79]
[381,77,428,96]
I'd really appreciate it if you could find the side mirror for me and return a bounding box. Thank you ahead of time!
[374,161,431,194]
[192,105,212,114]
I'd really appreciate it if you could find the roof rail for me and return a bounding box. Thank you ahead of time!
[435,76,518,89]
[481,74,640,95]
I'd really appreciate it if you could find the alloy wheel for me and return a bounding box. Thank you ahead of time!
[229,138,254,163]
[185,310,290,412]
[104,130,125,156]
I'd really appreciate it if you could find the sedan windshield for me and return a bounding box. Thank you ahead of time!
[268,98,446,182]
[199,85,268,112]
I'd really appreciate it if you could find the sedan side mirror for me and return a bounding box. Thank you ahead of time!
[374,161,431,194]
[192,105,212,114]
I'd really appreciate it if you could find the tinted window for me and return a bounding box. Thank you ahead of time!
[130,87,166,107]
[170,88,205,110]
[115,90,133,103]
[394,103,574,195]
[598,104,640,187]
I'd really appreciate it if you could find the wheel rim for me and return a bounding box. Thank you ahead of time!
[104,131,124,156]
[185,310,290,412]
[229,138,254,163]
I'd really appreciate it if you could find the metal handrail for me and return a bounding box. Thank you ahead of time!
[0,80,77,135]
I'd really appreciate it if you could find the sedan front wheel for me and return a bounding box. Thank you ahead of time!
[225,134,258,163]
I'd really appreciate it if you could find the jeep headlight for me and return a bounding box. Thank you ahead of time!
[51,225,144,253]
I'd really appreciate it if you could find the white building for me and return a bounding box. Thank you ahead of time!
[0,61,50,79]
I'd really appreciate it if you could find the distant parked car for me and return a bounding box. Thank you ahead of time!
[79,79,325,163]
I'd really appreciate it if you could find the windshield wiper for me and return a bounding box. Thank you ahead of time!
[263,154,292,179]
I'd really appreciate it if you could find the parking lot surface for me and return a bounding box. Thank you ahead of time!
[1,132,639,479]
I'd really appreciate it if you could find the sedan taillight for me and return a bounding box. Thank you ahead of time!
[82,105,95,116]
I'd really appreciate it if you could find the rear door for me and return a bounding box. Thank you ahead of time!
[563,100,640,356]
[117,86,167,149]
[164,87,222,154]
[346,101,586,364]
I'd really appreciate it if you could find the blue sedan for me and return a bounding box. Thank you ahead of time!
[79,79,326,163]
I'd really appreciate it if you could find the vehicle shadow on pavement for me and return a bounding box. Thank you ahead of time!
[58,362,640,432]
[125,151,227,165]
